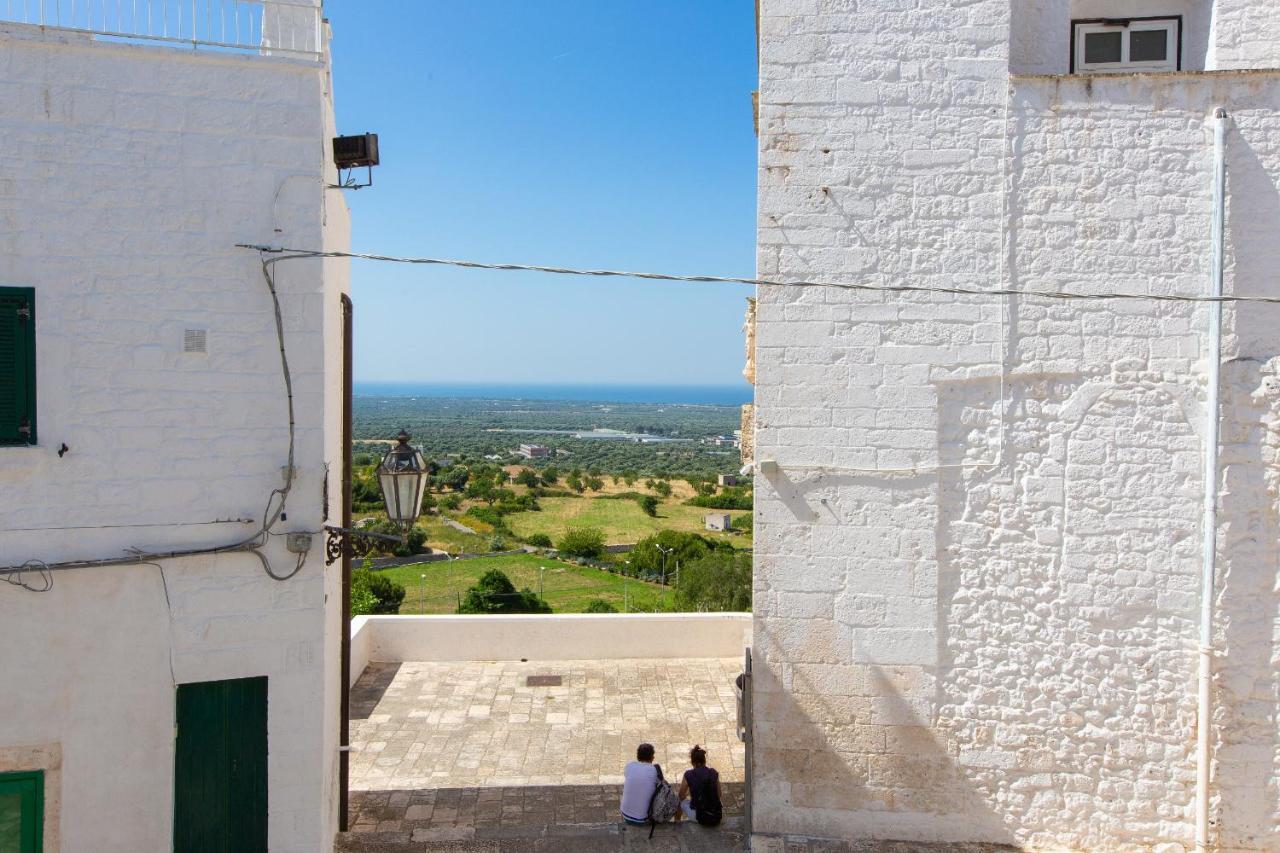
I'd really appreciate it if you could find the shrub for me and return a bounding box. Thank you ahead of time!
[640,495,659,517]
[525,533,554,548]
[583,599,619,614]
[351,565,406,615]
[675,551,752,612]
[557,527,607,559]
[458,569,551,614]
[686,488,753,511]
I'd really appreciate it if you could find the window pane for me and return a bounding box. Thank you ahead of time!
[0,791,21,853]
[1130,29,1169,62]
[1084,31,1123,63]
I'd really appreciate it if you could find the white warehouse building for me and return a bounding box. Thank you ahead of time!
[0,4,349,851]
[753,0,1280,850]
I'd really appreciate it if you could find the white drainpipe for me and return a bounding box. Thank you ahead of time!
[1196,106,1228,852]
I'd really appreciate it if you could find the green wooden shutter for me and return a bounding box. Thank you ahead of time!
[0,287,35,446]
[174,677,268,853]
[0,770,43,853]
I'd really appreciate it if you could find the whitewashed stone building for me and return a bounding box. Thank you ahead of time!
[0,4,349,851]
[754,0,1280,849]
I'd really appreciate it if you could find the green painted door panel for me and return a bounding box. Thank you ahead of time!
[174,677,268,853]
[0,771,43,853]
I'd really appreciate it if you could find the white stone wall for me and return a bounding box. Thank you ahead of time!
[0,22,347,852]
[1210,0,1280,69]
[755,1,1280,849]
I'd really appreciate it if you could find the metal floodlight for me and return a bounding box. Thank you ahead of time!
[377,429,427,539]
[332,133,380,190]
[333,133,379,169]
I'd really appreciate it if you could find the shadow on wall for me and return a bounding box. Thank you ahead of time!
[751,627,1019,846]
[752,461,1018,846]
[1214,129,1280,851]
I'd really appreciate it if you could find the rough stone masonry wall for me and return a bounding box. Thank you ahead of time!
[0,22,346,853]
[754,2,1280,849]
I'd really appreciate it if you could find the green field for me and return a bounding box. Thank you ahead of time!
[504,496,749,544]
[376,553,672,614]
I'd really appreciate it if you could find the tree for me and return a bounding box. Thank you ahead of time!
[628,530,724,580]
[640,495,659,517]
[566,473,585,494]
[541,466,559,486]
[675,551,752,612]
[583,599,619,613]
[622,470,638,486]
[352,476,382,507]
[525,533,553,548]
[585,476,605,492]
[352,520,428,558]
[687,477,716,497]
[654,480,673,499]
[351,564,406,615]
[515,468,540,488]
[557,527,606,559]
[457,569,551,614]
[442,467,470,492]
[466,479,499,506]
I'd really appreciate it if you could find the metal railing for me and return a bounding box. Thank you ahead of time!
[0,0,322,57]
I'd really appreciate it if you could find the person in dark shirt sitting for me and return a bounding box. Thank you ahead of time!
[675,744,723,827]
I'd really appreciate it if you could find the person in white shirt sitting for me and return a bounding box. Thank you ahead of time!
[620,742,659,826]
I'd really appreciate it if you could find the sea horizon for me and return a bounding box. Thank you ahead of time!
[353,381,753,407]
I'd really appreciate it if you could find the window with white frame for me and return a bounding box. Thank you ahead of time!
[1072,17,1181,73]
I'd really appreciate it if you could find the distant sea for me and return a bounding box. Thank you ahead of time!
[354,382,753,407]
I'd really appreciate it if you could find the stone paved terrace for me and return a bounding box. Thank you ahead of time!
[338,658,747,851]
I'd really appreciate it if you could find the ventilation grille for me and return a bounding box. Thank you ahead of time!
[183,328,207,354]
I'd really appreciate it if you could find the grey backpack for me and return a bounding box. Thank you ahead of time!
[647,764,679,836]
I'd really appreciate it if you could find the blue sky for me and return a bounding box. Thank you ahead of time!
[323,1,758,388]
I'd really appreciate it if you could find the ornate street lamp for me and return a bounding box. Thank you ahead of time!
[377,429,428,539]
[324,429,429,565]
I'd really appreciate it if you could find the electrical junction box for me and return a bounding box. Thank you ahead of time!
[285,533,313,554]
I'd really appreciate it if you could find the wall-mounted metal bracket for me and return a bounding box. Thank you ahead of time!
[323,525,403,566]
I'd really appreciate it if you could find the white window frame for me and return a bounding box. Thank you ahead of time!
[1073,18,1180,74]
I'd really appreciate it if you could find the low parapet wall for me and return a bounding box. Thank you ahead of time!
[349,613,751,687]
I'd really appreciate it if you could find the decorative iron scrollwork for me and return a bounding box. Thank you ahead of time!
[323,525,406,566]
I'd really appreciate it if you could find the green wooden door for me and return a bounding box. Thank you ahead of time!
[174,677,268,853]
[0,771,42,853]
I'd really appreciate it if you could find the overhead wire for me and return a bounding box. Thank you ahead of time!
[235,244,1280,306]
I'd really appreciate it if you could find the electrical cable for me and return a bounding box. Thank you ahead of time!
[4,518,254,533]
[236,244,1280,306]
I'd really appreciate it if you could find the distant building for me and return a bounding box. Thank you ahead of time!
[704,513,732,532]
[517,443,549,459]
[709,435,739,448]
[718,474,739,487]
